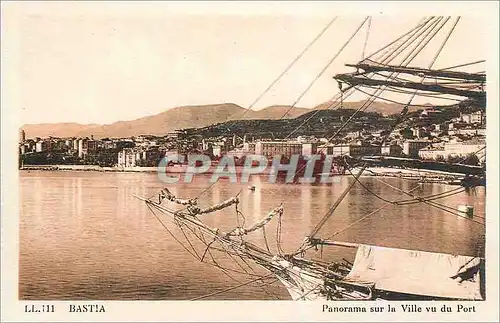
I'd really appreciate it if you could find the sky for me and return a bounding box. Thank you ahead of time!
[1,2,494,125]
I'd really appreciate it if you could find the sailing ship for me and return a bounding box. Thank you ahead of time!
[137,16,486,301]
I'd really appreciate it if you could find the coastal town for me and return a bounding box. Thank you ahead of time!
[9,6,494,317]
[19,106,486,171]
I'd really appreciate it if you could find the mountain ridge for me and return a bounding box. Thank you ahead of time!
[21,101,420,139]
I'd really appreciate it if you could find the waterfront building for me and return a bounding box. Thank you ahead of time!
[444,139,486,162]
[242,142,256,154]
[412,127,425,138]
[320,143,381,157]
[35,140,51,153]
[19,129,26,143]
[448,128,486,136]
[418,144,446,160]
[403,140,432,157]
[461,111,485,125]
[77,138,98,158]
[381,143,403,156]
[301,143,319,156]
[255,141,304,159]
[349,143,381,157]
[321,144,350,157]
[117,148,138,167]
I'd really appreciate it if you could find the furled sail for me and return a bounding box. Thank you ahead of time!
[159,188,197,206]
[229,205,284,236]
[343,244,484,300]
[189,196,240,215]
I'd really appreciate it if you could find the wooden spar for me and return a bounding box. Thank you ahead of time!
[141,196,275,258]
[308,165,366,238]
[335,73,485,100]
[316,240,359,248]
[346,63,486,82]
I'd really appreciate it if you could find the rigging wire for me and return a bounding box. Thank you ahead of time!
[216,16,338,139]
[145,17,485,279]
[284,18,437,140]
[373,177,486,221]
[305,16,482,239]
[146,203,200,261]
[283,88,356,140]
[340,17,485,224]
[351,86,460,107]
[321,183,424,241]
[398,17,459,108]
[148,202,275,282]
[373,178,485,225]
[439,60,486,71]
[402,17,451,66]
[195,17,369,199]
[382,85,465,100]
[308,165,367,238]
[345,165,467,205]
[364,17,433,61]
[261,17,449,206]
[189,274,277,300]
[279,17,370,119]
[361,17,372,60]
[378,17,443,65]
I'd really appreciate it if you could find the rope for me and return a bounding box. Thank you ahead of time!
[285,18,437,141]
[276,210,285,255]
[365,17,432,61]
[378,85,464,100]
[373,177,485,225]
[346,166,466,205]
[396,17,457,108]
[283,88,356,140]
[146,203,201,261]
[280,17,370,119]
[220,16,338,136]
[262,225,272,253]
[439,60,486,71]
[189,274,277,300]
[309,165,367,238]
[352,86,459,107]
[305,16,468,240]
[262,19,448,232]
[361,16,372,60]
[322,183,423,241]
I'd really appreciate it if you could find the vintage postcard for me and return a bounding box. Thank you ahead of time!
[1,1,499,322]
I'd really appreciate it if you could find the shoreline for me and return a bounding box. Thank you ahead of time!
[19,164,465,183]
[20,165,158,173]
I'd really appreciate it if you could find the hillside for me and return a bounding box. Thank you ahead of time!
[313,100,422,115]
[187,108,394,139]
[21,101,415,139]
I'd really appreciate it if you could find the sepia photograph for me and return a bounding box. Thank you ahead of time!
[1,1,498,322]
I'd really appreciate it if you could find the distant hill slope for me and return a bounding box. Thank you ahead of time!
[21,101,419,139]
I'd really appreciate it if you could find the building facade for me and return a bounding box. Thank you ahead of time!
[444,139,486,162]
[117,149,138,167]
[403,140,432,157]
[19,129,26,143]
[255,141,303,159]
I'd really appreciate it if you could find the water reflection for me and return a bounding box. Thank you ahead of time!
[20,171,485,300]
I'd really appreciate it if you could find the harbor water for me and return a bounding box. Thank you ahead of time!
[19,171,486,300]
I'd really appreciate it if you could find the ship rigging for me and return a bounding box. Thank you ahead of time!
[137,16,486,301]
